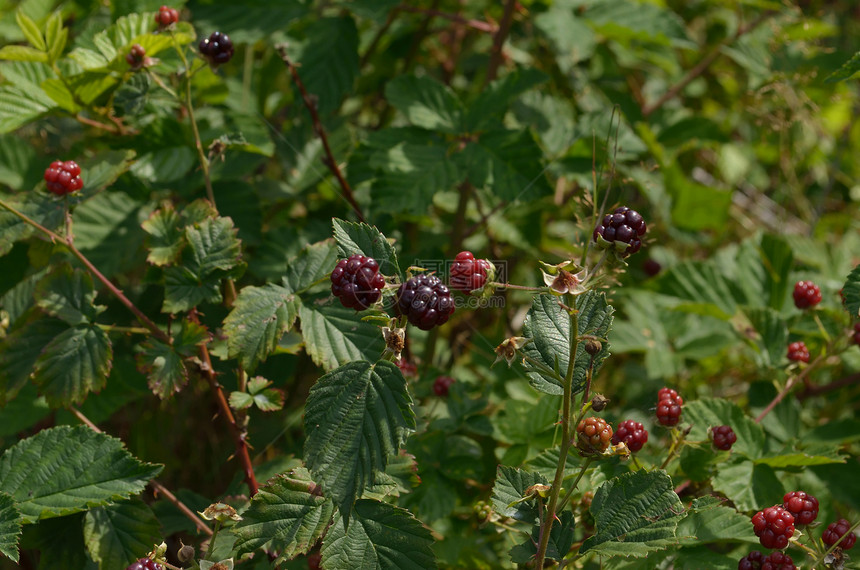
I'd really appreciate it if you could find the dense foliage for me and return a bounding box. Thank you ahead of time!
[1,0,860,568]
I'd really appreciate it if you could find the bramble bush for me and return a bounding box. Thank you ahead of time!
[1,1,860,569]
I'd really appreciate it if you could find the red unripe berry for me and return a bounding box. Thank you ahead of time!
[155,5,180,27]
[762,551,796,570]
[782,491,818,526]
[793,281,822,310]
[786,341,809,363]
[576,416,613,454]
[126,44,146,67]
[751,506,795,550]
[656,388,683,427]
[658,387,683,404]
[710,425,737,451]
[43,160,83,195]
[449,251,492,292]
[611,419,648,452]
[822,519,857,550]
[432,375,455,397]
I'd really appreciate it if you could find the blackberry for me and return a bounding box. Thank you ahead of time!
[199,31,234,65]
[822,519,856,550]
[44,160,83,196]
[449,251,492,292]
[786,341,809,363]
[155,5,179,27]
[711,425,737,451]
[643,258,662,277]
[126,44,146,68]
[656,387,683,427]
[793,281,822,310]
[330,254,386,310]
[395,274,455,330]
[782,491,818,526]
[611,419,648,452]
[576,416,613,454]
[126,559,162,570]
[432,375,455,397]
[592,206,647,256]
[738,550,765,570]
[751,506,795,550]
[762,551,796,570]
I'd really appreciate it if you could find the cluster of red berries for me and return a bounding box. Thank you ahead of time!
[738,550,796,570]
[793,280,822,309]
[449,251,492,292]
[822,518,857,550]
[611,419,648,452]
[656,387,683,426]
[396,274,455,330]
[330,254,386,310]
[126,44,146,68]
[126,558,162,570]
[199,31,234,65]
[43,160,83,195]
[786,341,809,363]
[576,416,613,454]
[751,505,795,549]
[593,206,647,256]
[432,375,455,397]
[782,491,819,526]
[155,5,179,27]
[710,425,737,451]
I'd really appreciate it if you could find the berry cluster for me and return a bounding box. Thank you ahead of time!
[656,387,683,427]
[793,280,822,310]
[822,519,857,550]
[752,505,795,550]
[611,420,648,452]
[155,5,179,27]
[330,254,386,310]
[432,375,455,397]
[43,160,83,195]
[449,251,492,292]
[396,274,455,330]
[126,559,162,570]
[576,416,613,454]
[126,44,146,68]
[786,341,809,363]
[199,31,234,65]
[593,206,647,256]
[738,550,796,570]
[782,491,818,526]
[710,425,737,451]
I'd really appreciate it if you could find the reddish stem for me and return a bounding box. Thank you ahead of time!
[396,4,497,33]
[485,0,518,84]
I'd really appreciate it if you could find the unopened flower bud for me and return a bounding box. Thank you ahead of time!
[591,394,610,412]
[585,339,602,356]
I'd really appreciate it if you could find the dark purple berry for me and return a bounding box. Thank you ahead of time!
[762,551,796,569]
[126,44,146,68]
[126,558,162,570]
[793,281,821,309]
[593,206,647,256]
[199,31,234,65]
[396,274,455,330]
[711,425,737,451]
[738,550,765,570]
[450,251,492,292]
[782,491,818,526]
[822,519,856,550]
[656,388,683,427]
[751,506,795,550]
[330,254,385,310]
[611,419,648,452]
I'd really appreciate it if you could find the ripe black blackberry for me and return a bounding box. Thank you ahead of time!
[576,416,613,454]
[751,506,795,550]
[433,375,455,397]
[395,274,455,330]
[611,420,648,452]
[330,254,385,310]
[793,280,821,309]
[449,251,492,292]
[656,387,683,427]
[155,5,179,27]
[199,31,234,65]
[126,558,162,570]
[822,519,857,550]
[786,341,809,363]
[762,551,796,569]
[710,425,737,451]
[782,491,818,526]
[44,160,83,195]
[592,206,647,256]
[738,550,765,570]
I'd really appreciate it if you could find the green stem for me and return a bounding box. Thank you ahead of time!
[813,312,832,343]
[659,427,688,471]
[557,458,594,512]
[96,324,152,335]
[487,281,553,293]
[205,520,222,560]
[811,519,860,567]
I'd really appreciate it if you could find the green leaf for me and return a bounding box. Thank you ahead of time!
[675,497,758,545]
[0,84,55,133]
[232,469,335,562]
[289,17,359,114]
[16,10,46,51]
[385,75,463,134]
[321,499,435,570]
[464,68,548,131]
[490,465,548,523]
[0,45,48,61]
[33,324,112,407]
[665,165,732,231]
[682,398,765,459]
[842,263,860,319]
[136,319,208,398]
[755,442,845,468]
[44,12,62,55]
[0,133,37,190]
[459,129,551,201]
[760,234,794,311]
[283,240,339,294]
[0,315,68,405]
[332,219,400,277]
[584,0,689,47]
[825,50,860,83]
[298,297,386,371]
[18,513,91,570]
[70,191,147,279]
[35,265,103,326]
[371,142,460,215]
[142,203,185,266]
[656,261,737,319]
[711,456,783,512]
[83,498,162,569]
[580,470,685,557]
[0,425,162,522]
[78,149,137,196]
[743,307,788,368]
[521,291,613,396]
[510,510,574,564]
[40,77,81,112]
[304,360,415,514]
[223,284,299,372]
[0,492,22,563]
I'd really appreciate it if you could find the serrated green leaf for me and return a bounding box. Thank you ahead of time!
[16,10,46,51]
[47,24,66,64]
[459,129,551,201]
[70,191,147,279]
[113,72,150,116]
[304,361,415,514]
[580,470,684,556]
[521,291,613,396]
[490,465,548,523]
[0,315,68,405]
[0,132,37,190]
[510,510,574,564]
[233,469,334,562]
[33,324,112,407]
[283,240,339,294]
[585,0,689,46]
[0,45,48,61]
[228,390,254,410]
[675,497,758,545]
[40,77,81,112]
[682,398,765,459]
[78,149,137,196]
[371,142,460,215]
[755,442,845,468]
[190,1,306,44]
[760,234,794,311]
[843,264,860,318]
[298,297,386,371]
[289,17,358,114]
[825,50,860,83]
[331,218,398,275]
[0,425,162,522]
[35,265,103,326]
[464,68,548,131]
[656,261,737,319]
[44,12,62,53]
[136,320,207,398]
[0,84,55,133]
[385,75,463,133]
[142,203,185,266]
[743,307,788,368]
[0,492,22,562]
[711,456,783,512]
[83,498,161,569]
[222,283,299,371]
[321,499,435,570]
